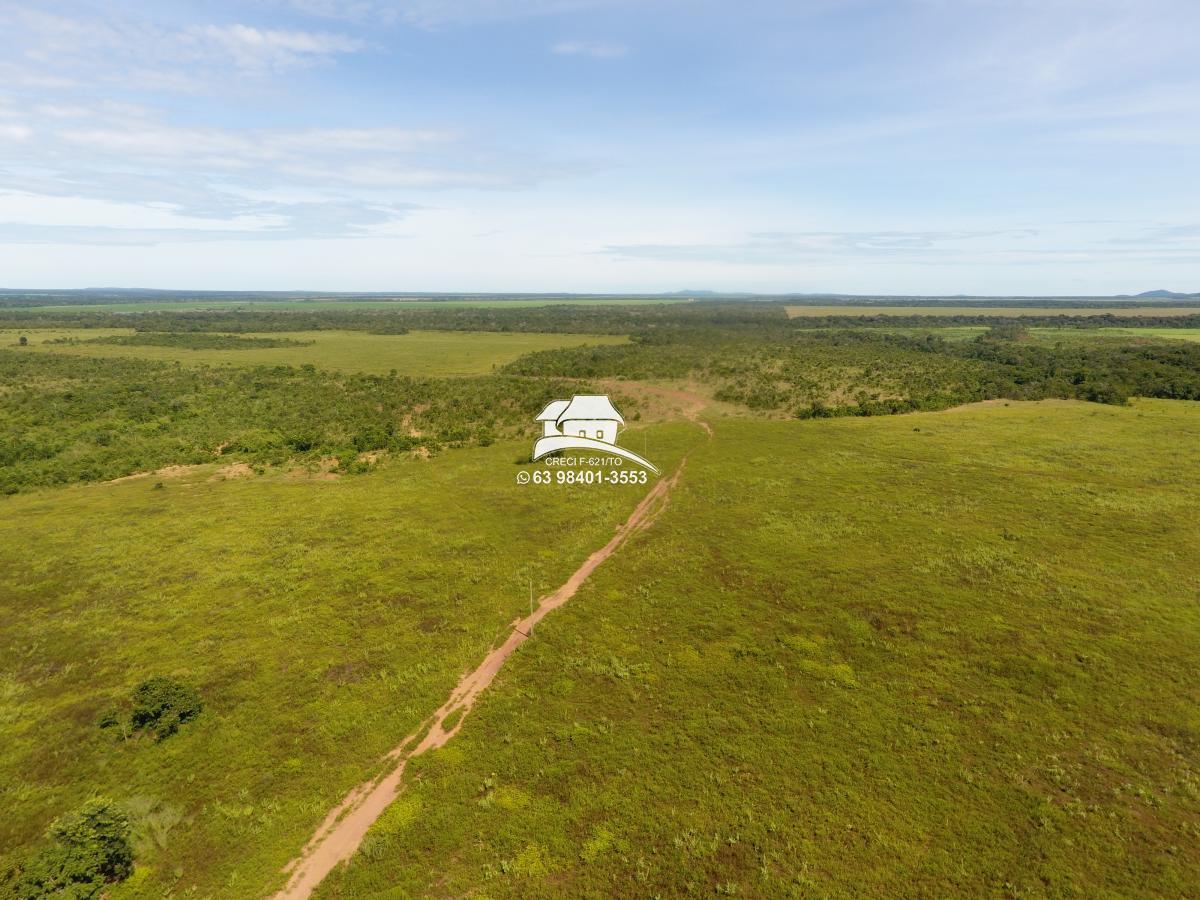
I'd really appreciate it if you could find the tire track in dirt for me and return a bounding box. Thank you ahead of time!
[273,410,709,898]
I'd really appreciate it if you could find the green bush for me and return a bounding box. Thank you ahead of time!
[129,677,202,741]
[13,799,133,897]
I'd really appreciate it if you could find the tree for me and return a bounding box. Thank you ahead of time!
[18,335,27,346]
[130,676,203,740]
[15,799,134,896]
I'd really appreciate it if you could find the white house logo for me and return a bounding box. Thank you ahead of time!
[532,395,659,474]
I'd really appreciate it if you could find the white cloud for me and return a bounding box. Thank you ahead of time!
[3,8,366,88]
[278,0,632,27]
[0,124,34,142]
[551,40,629,59]
[182,24,364,71]
[0,190,420,245]
[56,123,453,165]
[0,100,578,245]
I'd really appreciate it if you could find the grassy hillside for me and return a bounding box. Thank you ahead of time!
[315,400,1200,898]
[1,330,629,376]
[0,423,699,897]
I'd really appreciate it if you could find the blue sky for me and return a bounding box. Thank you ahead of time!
[1,0,1198,293]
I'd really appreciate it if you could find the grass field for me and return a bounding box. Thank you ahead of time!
[1030,326,1200,344]
[1,329,629,376]
[4,312,1199,898]
[785,305,1200,318]
[312,400,1200,898]
[0,423,700,897]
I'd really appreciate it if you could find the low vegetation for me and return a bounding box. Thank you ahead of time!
[0,424,697,896]
[0,351,616,493]
[316,401,1200,898]
[3,298,1199,897]
[505,326,1200,414]
[4,328,630,376]
[70,332,317,350]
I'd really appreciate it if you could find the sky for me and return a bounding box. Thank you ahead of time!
[1,0,1198,294]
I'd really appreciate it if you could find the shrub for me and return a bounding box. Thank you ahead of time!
[15,799,134,896]
[130,676,202,741]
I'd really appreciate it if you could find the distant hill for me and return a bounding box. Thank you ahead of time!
[1132,289,1199,299]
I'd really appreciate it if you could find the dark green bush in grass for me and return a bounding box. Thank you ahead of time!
[129,676,203,741]
[11,799,133,897]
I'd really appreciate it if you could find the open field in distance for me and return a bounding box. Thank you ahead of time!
[0,329,630,376]
[785,305,1200,318]
[0,298,692,314]
[1045,326,1200,343]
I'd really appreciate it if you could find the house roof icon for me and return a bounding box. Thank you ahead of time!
[531,394,658,473]
[536,395,624,429]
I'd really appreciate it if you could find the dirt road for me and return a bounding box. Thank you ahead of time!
[272,421,702,898]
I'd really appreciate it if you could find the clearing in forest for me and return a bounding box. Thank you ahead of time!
[0,329,629,376]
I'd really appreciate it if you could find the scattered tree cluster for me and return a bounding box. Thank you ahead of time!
[0,352,595,493]
[504,325,1200,416]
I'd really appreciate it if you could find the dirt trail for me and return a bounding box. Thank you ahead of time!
[273,414,707,898]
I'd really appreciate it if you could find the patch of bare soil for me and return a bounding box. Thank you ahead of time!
[284,457,342,481]
[207,462,254,482]
[105,464,203,485]
[597,379,715,425]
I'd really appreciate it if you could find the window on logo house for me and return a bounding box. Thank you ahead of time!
[579,430,586,437]
[596,430,605,440]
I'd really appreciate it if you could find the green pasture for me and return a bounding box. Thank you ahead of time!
[1030,326,1200,344]
[0,329,629,376]
[0,423,700,897]
[317,400,1200,898]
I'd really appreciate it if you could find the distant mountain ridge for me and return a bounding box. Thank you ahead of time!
[1130,289,1200,299]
